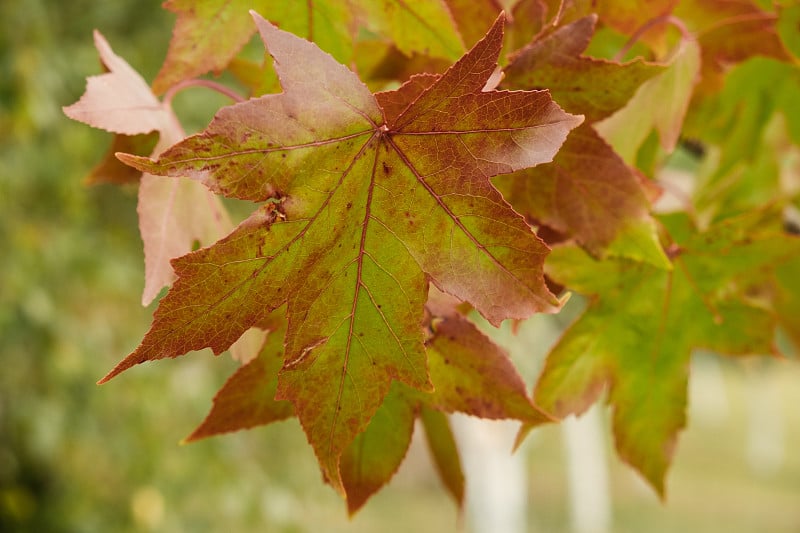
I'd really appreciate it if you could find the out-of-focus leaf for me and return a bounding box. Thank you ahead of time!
[63,31,231,306]
[595,38,701,162]
[420,407,465,507]
[152,0,357,94]
[496,123,668,266]
[443,0,503,48]
[504,15,665,123]
[778,4,800,59]
[532,211,800,496]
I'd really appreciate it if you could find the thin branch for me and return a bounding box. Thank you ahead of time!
[613,15,692,62]
[162,79,246,108]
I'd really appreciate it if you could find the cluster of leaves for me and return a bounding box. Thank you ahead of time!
[64,0,800,514]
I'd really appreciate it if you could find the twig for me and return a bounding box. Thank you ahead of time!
[162,78,245,108]
[614,15,692,62]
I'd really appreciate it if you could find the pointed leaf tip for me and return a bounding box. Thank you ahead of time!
[115,152,155,173]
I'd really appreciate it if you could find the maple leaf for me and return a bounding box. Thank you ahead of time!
[495,123,669,266]
[674,0,790,94]
[595,37,701,163]
[152,0,357,94]
[686,58,800,220]
[497,16,668,265]
[531,210,800,496]
[111,12,581,492]
[442,0,504,48]
[358,0,466,60]
[188,294,548,511]
[593,0,678,36]
[185,316,293,442]
[339,297,551,512]
[505,0,549,53]
[503,15,665,124]
[63,31,231,305]
[418,406,465,506]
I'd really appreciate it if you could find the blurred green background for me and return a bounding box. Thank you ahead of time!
[1,1,798,531]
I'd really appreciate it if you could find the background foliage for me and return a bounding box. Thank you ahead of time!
[2,0,799,531]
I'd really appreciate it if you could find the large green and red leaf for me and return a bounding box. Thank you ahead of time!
[111,12,580,492]
[532,211,800,495]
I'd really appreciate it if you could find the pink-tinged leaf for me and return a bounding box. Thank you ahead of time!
[63,31,232,306]
[595,38,701,162]
[111,13,580,492]
[185,319,293,442]
[420,407,465,507]
[138,127,232,305]
[228,327,270,364]
[63,31,169,135]
[503,15,665,123]
[339,385,416,515]
[495,123,669,266]
[533,212,800,496]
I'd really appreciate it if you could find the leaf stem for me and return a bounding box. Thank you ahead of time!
[162,79,246,108]
[613,15,692,62]
[697,12,776,38]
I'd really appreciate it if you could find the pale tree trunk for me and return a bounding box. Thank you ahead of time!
[452,416,528,533]
[562,405,611,533]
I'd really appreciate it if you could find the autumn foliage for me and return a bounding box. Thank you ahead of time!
[64,0,800,514]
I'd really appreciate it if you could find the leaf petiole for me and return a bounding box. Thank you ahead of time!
[162,78,245,108]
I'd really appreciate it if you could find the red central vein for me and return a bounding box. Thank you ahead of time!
[385,135,545,299]
[651,270,674,364]
[306,0,314,42]
[328,134,381,454]
[396,121,569,135]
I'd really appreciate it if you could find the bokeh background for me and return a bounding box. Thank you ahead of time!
[1,1,798,531]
